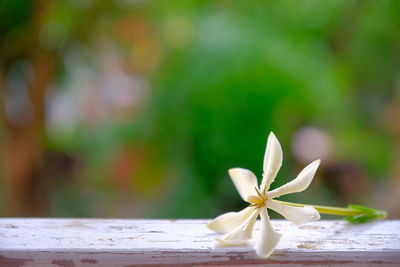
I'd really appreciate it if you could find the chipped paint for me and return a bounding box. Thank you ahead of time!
[51,259,75,267]
[0,254,33,267]
[80,259,98,264]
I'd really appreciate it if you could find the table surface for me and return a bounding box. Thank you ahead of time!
[1,218,399,266]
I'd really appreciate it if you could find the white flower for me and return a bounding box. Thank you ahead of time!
[206,132,321,258]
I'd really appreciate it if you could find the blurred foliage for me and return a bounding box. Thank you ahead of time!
[1,0,399,218]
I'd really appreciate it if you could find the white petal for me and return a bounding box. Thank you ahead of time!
[228,168,259,201]
[206,206,255,234]
[260,132,283,193]
[268,159,320,198]
[215,208,261,246]
[256,208,282,258]
[267,200,320,225]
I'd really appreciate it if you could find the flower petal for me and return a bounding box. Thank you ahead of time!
[267,200,320,225]
[256,208,282,258]
[268,159,320,198]
[228,168,259,201]
[206,206,255,234]
[215,208,261,246]
[260,132,283,193]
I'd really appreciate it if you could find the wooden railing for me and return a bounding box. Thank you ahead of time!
[1,219,399,266]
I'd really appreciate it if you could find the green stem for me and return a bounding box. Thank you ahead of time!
[273,200,387,223]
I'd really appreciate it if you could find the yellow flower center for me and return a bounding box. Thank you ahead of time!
[247,187,267,208]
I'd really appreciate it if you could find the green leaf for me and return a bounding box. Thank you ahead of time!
[344,204,387,224]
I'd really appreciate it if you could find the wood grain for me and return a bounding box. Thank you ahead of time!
[0,219,399,266]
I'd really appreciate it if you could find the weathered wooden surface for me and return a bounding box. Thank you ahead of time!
[0,219,399,266]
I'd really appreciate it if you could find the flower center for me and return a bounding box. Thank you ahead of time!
[247,187,267,208]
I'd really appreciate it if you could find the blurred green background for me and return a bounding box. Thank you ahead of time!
[1,0,399,219]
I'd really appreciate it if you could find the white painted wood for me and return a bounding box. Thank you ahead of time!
[0,219,399,266]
